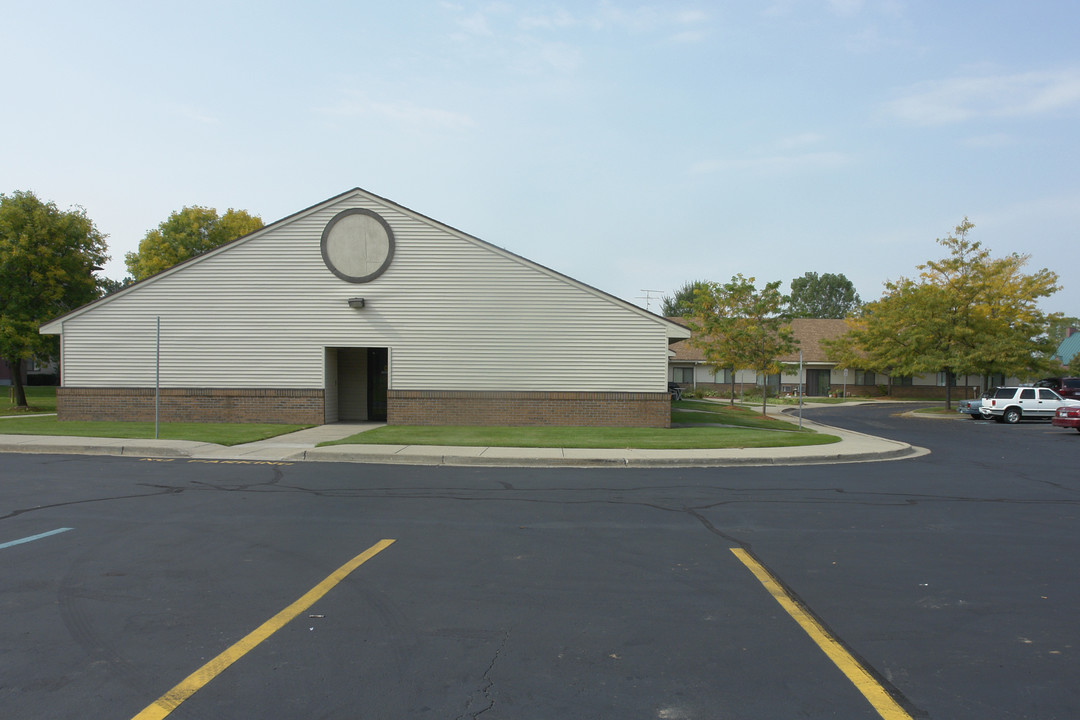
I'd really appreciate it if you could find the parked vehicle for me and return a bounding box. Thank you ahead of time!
[957,390,991,419]
[1036,377,1080,399]
[1052,405,1080,432]
[979,386,1080,423]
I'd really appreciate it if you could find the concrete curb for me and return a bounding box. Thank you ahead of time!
[0,441,198,458]
[0,413,928,467]
[291,442,925,468]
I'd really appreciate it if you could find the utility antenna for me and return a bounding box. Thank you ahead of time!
[637,289,664,312]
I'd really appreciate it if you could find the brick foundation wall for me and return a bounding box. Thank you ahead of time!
[57,387,325,425]
[388,390,671,428]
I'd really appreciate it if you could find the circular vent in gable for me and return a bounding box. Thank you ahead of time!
[320,208,395,283]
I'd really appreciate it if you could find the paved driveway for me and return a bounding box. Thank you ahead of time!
[2,404,1078,719]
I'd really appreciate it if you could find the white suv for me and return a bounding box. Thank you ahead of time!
[979,386,1080,424]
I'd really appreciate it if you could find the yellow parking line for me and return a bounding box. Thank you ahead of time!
[730,548,913,720]
[132,539,395,720]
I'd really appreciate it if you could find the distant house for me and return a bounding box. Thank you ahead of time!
[40,188,689,427]
[1053,327,1080,368]
[667,317,992,398]
[0,357,58,387]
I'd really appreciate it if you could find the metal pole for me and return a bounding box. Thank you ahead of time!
[155,316,160,440]
[798,350,803,430]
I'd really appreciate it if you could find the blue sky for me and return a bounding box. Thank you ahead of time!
[3,1,1077,315]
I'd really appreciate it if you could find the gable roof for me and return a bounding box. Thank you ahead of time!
[41,187,690,341]
[667,316,850,364]
[778,318,850,362]
[1055,331,1080,365]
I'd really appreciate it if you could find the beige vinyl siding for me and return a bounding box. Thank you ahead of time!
[54,192,671,392]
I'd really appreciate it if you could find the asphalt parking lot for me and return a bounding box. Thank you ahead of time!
[2,404,1078,719]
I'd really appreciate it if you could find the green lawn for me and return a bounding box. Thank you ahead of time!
[1,386,57,415]
[0,415,311,446]
[672,400,806,431]
[322,424,838,450]
[0,391,840,450]
[323,401,838,450]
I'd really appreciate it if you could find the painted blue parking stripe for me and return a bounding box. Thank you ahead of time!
[0,527,74,550]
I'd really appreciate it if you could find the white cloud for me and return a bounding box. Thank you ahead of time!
[885,68,1080,125]
[765,0,904,20]
[515,39,582,74]
[667,29,708,44]
[675,10,709,25]
[516,3,708,35]
[458,11,494,36]
[591,4,661,32]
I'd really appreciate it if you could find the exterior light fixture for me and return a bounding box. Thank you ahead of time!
[347,297,365,309]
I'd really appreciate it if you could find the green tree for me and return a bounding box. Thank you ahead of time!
[787,271,861,318]
[1047,316,1080,346]
[824,280,943,395]
[825,218,1060,409]
[124,205,263,280]
[661,280,709,316]
[97,276,132,297]
[1069,353,1080,375]
[686,274,797,414]
[1,190,108,407]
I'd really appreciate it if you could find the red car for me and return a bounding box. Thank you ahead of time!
[1037,377,1080,399]
[1052,405,1080,432]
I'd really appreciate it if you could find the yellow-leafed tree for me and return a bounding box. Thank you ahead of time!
[124,205,263,281]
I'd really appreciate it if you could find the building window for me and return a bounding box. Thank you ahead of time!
[672,367,694,384]
[713,368,732,383]
[937,371,956,387]
[891,375,913,386]
[855,370,875,385]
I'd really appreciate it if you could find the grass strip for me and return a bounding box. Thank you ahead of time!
[1,387,58,416]
[0,416,311,446]
[322,424,839,450]
[671,401,809,431]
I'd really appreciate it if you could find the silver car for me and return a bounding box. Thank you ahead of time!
[957,391,991,419]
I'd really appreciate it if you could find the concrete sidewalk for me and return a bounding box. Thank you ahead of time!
[0,410,927,467]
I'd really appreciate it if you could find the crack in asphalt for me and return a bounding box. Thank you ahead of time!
[188,466,285,492]
[4,465,1077,525]
[5,457,1016,720]
[0,485,184,521]
[455,628,511,720]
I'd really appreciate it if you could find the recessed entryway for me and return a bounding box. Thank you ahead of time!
[325,347,388,422]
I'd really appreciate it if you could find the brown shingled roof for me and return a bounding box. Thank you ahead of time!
[667,317,851,364]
